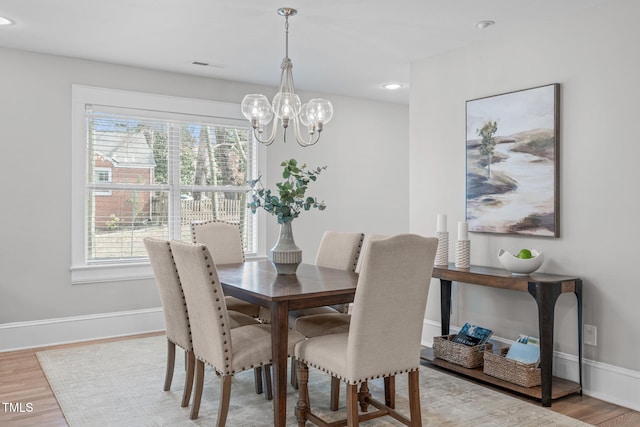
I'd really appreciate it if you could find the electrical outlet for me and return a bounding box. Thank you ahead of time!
[584,324,597,346]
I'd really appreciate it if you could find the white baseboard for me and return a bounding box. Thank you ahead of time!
[421,319,640,412]
[0,308,165,352]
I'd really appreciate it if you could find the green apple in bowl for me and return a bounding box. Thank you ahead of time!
[517,249,533,259]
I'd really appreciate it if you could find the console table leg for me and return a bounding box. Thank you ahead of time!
[529,282,562,407]
[440,279,452,335]
[575,280,584,395]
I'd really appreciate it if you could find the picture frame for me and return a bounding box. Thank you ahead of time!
[465,83,559,237]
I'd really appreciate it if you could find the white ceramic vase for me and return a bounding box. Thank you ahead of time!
[270,221,302,274]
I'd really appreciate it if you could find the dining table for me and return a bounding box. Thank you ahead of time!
[216,259,359,427]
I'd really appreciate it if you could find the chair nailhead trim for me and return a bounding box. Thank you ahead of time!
[295,356,418,384]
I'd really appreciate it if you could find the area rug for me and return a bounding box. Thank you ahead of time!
[37,335,590,426]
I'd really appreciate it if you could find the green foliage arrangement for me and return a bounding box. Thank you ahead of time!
[248,159,327,224]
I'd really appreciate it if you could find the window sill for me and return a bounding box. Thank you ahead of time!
[70,263,154,285]
[71,256,269,284]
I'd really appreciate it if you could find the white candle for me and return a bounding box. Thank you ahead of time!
[458,221,469,241]
[437,214,447,232]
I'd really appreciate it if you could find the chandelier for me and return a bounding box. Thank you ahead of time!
[241,8,333,147]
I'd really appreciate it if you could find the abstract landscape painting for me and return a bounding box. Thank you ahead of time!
[466,84,559,237]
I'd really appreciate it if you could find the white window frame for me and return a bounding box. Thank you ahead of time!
[71,85,266,284]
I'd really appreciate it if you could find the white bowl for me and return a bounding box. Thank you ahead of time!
[498,249,544,275]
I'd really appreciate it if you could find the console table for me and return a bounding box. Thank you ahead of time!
[430,263,583,406]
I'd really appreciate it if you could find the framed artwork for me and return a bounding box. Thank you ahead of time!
[465,83,559,237]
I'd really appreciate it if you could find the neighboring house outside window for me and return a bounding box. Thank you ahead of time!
[71,86,264,284]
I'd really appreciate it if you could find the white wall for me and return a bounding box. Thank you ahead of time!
[0,47,408,327]
[410,0,640,399]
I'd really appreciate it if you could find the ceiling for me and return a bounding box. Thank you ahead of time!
[0,0,609,104]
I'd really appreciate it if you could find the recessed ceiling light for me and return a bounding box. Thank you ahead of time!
[0,16,14,26]
[476,20,495,30]
[382,83,403,90]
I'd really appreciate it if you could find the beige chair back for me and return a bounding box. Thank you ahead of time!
[354,233,388,273]
[315,231,364,272]
[170,240,233,374]
[346,234,438,381]
[143,237,192,351]
[191,220,244,264]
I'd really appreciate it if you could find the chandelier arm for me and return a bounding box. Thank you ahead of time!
[285,59,296,96]
[278,62,289,93]
[292,115,320,147]
[253,127,276,146]
[253,117,279,146]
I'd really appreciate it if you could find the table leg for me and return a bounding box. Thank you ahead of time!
[575,280,583,395]
[440,279,452,335]
[271,301,290,427]
[528,282,562,407]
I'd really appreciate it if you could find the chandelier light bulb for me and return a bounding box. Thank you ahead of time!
[272,92,301,124]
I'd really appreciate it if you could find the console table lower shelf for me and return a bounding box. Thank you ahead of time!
[421,349,581,401]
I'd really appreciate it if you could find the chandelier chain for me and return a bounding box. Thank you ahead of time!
[284,15,289,59]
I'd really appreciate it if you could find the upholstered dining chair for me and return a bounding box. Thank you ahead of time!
[169,240,306,423]
[294,234,438,426]
[144,237,272,407]
[143,237,196,408]
[293,233,386,409]
[294,233,387,338]
[191,220,262,320]
[285,231,363,389]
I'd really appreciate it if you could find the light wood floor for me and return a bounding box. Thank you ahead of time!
[1,332,638,426]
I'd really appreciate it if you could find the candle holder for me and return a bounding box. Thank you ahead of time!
[455,240,470,269]
[435,231,449,266]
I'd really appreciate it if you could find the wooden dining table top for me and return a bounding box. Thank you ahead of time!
[216,259,359,308]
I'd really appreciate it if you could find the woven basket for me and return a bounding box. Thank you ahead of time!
[433,334,492,368]
[483,347,541,387]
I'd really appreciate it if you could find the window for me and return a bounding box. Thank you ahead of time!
[71,86,265,283]
[94,168,112,196]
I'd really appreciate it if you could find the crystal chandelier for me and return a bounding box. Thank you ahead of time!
[241,8,333,147]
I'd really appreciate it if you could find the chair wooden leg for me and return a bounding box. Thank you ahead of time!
[330,376,340,411]
[190,360,205,420]
[408,371,422,427]
[164,340,175,391]
[263,364,273,400]
[358,381,370,413]
[217,375,232,427]
[295,361,309,427]
[181,350,195,407]
[384,375,395,409]
[346,383,360,427]
[254,366,264,394]
[291,358,299,389]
